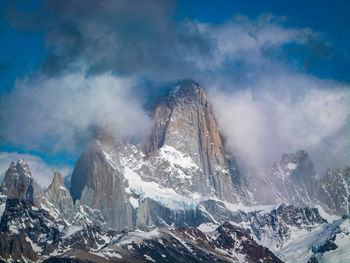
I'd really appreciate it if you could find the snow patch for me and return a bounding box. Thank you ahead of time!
[159,145,198,171]
[25,237,43,253]
[315,205,341,223]
[321,219,350,263]
[117,229,160,246]
[0,202,6,219]
[103,250,123,259]
[144,254,156,262]
[123,166,198,210]
[63,225,83,238]
[197,223,219,233]
[129,196,139,208]
[222,200,279,214]
[286,162,297,170]
[9,224,19,234]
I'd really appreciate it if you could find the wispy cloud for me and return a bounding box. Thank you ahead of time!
[209,73,350,173]
[0,73,152,153]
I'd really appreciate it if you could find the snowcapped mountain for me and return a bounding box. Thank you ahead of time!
[0,80,348,263]
[1,159,41,202]
[143,80,246,203]
[243,150,319,207]
[68,80,249,231]
[317,167,350,216]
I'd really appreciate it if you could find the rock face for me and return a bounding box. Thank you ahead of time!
[144,79,245,202]
[244,151,319,207]
[317,167,350,216]
[244,151,350,217]
[69,80,247,231]
[70,136,134,230]
[1,159,40,202]
[41,171,74,218]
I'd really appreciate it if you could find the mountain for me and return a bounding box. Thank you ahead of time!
[317,167,350,216]
[39,171,75,220]
[0,196,282,263]
[244,150,319,206]
[69,80,248,231]
[244,151,350,217]
[70,134,135,230]
[0,80,349,263]
[144,79,245,202]
[1,158,40,202]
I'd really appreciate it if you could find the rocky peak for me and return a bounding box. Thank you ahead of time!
[69,135,122,203]
[47,171,64,193]
[42,171,74,220]
[280,150,310,167]
[278,150,316,182]
[1,159,40,202]
[145,79,224,166]
[69,135,134,229]
[145,79,214,154]
[244,150,321,207]
[168,79,201,99]
[144,79,244,202]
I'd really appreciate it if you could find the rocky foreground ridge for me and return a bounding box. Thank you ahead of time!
[0,80,349,263]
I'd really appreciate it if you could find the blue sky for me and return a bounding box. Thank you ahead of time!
[0,0,349,185]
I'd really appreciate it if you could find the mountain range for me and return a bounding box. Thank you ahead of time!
[0,80,349,263]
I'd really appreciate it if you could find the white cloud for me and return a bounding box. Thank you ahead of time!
[187,14,314,70]
[0,72,153,153]
[209,73,350,172]
[0,152,72,188]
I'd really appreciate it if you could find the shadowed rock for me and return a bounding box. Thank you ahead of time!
[1,158,41,202]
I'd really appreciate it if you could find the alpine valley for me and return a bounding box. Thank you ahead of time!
[0,80,349,263]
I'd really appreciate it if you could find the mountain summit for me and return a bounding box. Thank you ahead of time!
[145,79,245,201]
[68,80,247,231]
[1,159,40,202]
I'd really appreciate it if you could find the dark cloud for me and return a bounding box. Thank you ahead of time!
[5,0,214,80]
[4,1,336,85]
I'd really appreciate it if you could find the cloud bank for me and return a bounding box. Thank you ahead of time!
[0,73,152,153]
[209,73,350,173]
[1,0,349,175]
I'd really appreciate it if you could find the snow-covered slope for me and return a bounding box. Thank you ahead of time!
[0,197,282,263]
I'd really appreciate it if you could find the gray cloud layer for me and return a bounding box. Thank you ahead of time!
[1,0,349,175]
[6,0,212,80]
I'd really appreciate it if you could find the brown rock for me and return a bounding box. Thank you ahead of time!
[70,136,134,229]
[0,233,38,262]
[144,79,245,202]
